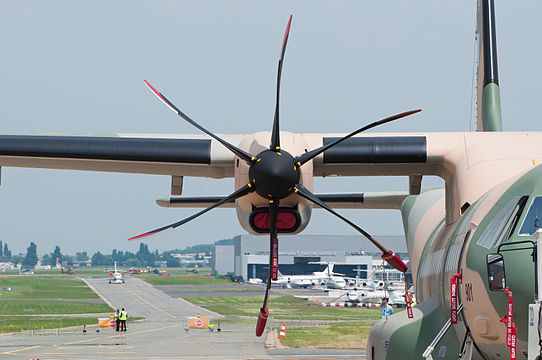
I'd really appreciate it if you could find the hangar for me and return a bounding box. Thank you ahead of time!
[212,234,407,282]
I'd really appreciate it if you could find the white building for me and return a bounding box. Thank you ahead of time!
[213,234,407,282]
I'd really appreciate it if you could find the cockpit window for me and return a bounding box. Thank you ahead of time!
[519,196,542,235]
[496,196,528,245]
[477,196,519,249]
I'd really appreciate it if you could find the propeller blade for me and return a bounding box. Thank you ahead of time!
[128,184,253,241]
[270,15,293,152]
[294,109,421,166]
[293,184,408,272]
[144,80,256,164]
[256,200,279,337]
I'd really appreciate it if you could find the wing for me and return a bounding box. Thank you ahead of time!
[0,133,238,178]
[305,134,429,177]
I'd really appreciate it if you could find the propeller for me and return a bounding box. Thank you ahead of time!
[256,200,279,337]
[133,15,420,336]
[143,80,256,165]
[294,109,421,167]
[270,15,292,152]
[293,184,408,272]
[128,184,253,241]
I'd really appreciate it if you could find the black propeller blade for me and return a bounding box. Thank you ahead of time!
[255,200,279,337]
[144,80,257,165]
[293,184,407,272]
[270,15,292,152]
[294,109,421,167]
[128,184,253,241]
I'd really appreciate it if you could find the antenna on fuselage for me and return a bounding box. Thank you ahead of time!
[476,0,503,131]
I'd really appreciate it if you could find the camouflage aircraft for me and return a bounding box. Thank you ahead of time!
[0,0,540,358]
[368,1,542,359]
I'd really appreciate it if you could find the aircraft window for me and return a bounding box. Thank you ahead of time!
[477,196,519,249]
[519,196,542,235]
[497,196,528,244]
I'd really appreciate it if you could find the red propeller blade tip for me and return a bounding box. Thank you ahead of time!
[128,230,158,241]
[381,251,408,273]
[255,307,269,337]
[279,15,293,60]
[284,15,292,40]
[143,80,158,94]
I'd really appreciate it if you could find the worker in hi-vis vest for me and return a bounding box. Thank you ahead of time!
[119,308,127,332]
[114,309,120,332]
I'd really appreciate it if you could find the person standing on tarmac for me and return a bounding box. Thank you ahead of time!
[381,297,394,320]
[119,308,128,332]
[114,309,120,332]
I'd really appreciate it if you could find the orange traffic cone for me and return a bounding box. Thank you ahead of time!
[277,323,287,338]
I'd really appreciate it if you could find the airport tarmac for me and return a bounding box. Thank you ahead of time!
[155,284,281,298]
[0,277,366,359]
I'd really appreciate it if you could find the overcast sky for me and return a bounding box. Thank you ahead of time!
[0,1,540,255]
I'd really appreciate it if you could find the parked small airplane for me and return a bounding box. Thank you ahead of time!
[61,267,75,275]
[272,263,346,289]
[247,278,263,285]
[347,287,407,306]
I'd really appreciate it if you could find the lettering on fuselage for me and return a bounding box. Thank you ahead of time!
[465,282,474,302]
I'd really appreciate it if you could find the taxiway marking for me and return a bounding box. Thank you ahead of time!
[3,324,180,356]
[2,345,40,354]
[121,284,177,319]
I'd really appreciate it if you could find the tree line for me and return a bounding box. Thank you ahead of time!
[12,242,202,268]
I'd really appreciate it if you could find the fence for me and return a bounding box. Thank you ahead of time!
[28,318,62,336]
[266,314,381,330]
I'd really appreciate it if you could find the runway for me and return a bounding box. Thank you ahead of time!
[0,277,365,359]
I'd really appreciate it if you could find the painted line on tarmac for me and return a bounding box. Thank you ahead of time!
[79,277,116,309]
[2,345,40,354]
[120,284,177,319]
[58,323,180,346]
[2,324,179,356]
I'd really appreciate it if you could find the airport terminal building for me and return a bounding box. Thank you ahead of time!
[213,234,407,282]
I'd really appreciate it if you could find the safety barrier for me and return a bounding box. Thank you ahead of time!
[316,302,381,308]
[266,314,381,329]
[28,318,62,336]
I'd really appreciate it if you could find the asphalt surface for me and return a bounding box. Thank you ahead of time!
[155,284,277,298]
[0,277,366,359]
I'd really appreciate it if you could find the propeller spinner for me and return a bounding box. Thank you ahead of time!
[131,15,420,336]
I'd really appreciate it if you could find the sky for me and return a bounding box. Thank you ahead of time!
[0,1,541,255]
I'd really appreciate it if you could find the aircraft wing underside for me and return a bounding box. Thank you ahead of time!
[0,134,235,178]
[0,133,429,179]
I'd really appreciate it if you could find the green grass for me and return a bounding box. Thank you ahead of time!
[0,316,145,333]
[136,273,233,286]
[185,294,382,349]
[32,267,110,276]
[169,288,254,293]
[187,294,381,319]
[0,300,112,315]
[0,316,99,332]
[279,323,373,349]
[0,276,100,299]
